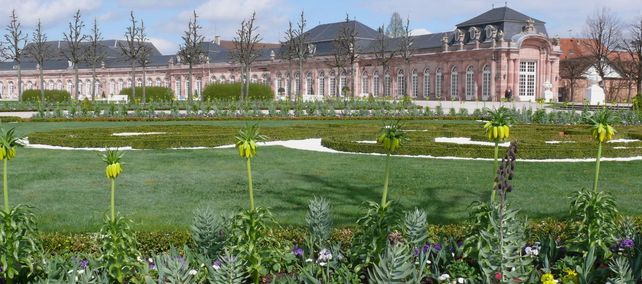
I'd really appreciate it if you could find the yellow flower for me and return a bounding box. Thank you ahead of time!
[541,273,555,283]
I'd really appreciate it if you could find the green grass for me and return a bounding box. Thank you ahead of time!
[8,145,642,232]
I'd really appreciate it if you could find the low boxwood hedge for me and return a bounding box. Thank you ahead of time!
[120,86,174,102]
[202,83,274,101]
[23,89,71,103]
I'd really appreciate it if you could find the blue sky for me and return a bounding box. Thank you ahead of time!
[2,0,641,55]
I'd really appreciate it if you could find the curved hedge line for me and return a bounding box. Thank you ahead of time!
[202,83,274,101]
[23,89,71,103]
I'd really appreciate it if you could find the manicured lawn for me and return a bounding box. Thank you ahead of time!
[9,144,642,232]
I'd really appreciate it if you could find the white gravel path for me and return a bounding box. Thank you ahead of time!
[19,137,642,163]
[112,132,166,136]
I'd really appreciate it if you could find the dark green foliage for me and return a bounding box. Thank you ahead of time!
[119,87,174,102]
[350,201,402,271]
[306,196,332,247]
[569,188,620,255]
[0,205,43,282]
[22,90,71,103]
[403,208,428,249]
[99,216,141,283]
[147,246,199,283]
[202,83,274,101]
[204,249,247,284]
[367,243,414,283]
[191,207,228,258]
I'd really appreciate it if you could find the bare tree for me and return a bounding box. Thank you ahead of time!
[230,11,261,101]
[119,11,143,102]
[27,19,50,103]
[281,22,297,100]
[583,7,622,93]
[3,9,28,101]
[84,18,105,101]
[386,12,404,38]
[290,11,310,97]
[621,18,642,97]
[328,36,347,97]
[398,17,414,97]
[560,57,590,101]
[336,14,359,97]
[137,20,153,104]
[178,11,205,103]
[373,25,397,97]
[62,10,86,100]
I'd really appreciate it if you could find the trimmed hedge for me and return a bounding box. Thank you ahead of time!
[23,89,71,103]
[202,83,274,101]
[120,86,174,102]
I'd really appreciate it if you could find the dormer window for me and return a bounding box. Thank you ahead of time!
[484,25,497,41]
[468,27,480,41]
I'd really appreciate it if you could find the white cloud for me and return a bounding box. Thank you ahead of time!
[0,0,101,27]
[149,37,179,55]
[410,28,431,36]
[190,0,279,21]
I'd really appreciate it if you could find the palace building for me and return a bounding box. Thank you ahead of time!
[0,6,561,102]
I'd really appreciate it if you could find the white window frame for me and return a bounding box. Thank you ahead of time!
[450,66,458,100]
[465,66,474,100]
[482,65,491,100]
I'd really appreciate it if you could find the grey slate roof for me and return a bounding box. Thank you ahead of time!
[303,20,380,43]
[457,6,544,27]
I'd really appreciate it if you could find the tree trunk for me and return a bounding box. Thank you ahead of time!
[39,66,45,103]
[74,67,79,100]
[17,64,22,101]
[570,79,575,102]
[91,66,97,101]
[131,62,136,102]
[298,60,303,97]
[287,62,293,101]
[142,66,147,104]
[188,63,193,103]
[246,66,251,101]
[351,62,356,98]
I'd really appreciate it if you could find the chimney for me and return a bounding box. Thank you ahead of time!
[214,36,221,45]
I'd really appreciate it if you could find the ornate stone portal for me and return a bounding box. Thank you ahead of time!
[585,69,605,105]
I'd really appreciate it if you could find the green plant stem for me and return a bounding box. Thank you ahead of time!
[381,153,391,206]
[111,178,115,220]
[593,142,602,192]
[247,158,255,211]
[491,140,499,202]
[3,158,8,213]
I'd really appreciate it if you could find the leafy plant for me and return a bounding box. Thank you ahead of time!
[568,188,620,255]
[234,124,268,210]
[99,216,140,283]
[403,208,428,249]
[0,205,43,283]
[585,108,616,192]
[148,246,199,284]
[608,256,635,284]
[350,201,402,272]
[376,120,407,206]
[191,207,228,258]
[205,249,247,284]
[305,196,332,248]
[367,243,413,283]
[100,149,124,220]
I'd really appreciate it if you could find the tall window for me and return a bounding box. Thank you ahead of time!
[230,76,236,83]
[339,71,347,96]
[519,61,537,98]
[8,82,14,97]
[423,68,430,98]
[147,78,153,87]
[361,72,369,95]
[435,68,442,98]
[373,72,380,96]
[450,66,458,100]
[94,80,100,96]
[397,70,405,97]
[27,81,33,90]
[465,66,474,100]
[329,71,337,97]
[276,73,283,94]
[176,79,182,99]
[251,75,258,83]
[0,82,3,97]
[306,72,313,95]
[294,72,301,95]
[48,80,54,90]
[67,81,73,94]
[384,72,391,97]
[156,78,162,87]
[482,65,491,100]
[186,80,191,97]
[110,80,116,95]
[118,80,124,93]
[411,70,418,97]
[318,71,325,96]
[196,79,202,97]
[136,79,142,87]
[78,81,83,96]
[57,80,63,90]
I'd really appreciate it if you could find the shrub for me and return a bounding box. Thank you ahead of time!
[22,90,71,103]
[202,83,274,101]
[119,87,174,102]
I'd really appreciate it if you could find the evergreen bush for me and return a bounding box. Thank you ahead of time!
[119,87,174,102]
[202,83,274,101]
[22,90,71,103]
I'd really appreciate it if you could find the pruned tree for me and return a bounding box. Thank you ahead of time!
[373,25,397,97]
[230,11,262,101]
[137,20,153,104]
[281,22,297,100]
[3,9,28,101]
[289,11,311,98]
[177,10,206,103]
[84,18,105,101]
[386,12,404,38]
[620,18,642,98]
[62,10,86,100]
[119,11,145,102]
[328,36,347,97]
[398,17,414,97]
[335,14,359,97]
[27,19,51,103]
[583,7,622,93]
[560,57,590,101]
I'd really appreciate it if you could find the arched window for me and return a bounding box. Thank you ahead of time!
[397,69,405,97]
[423,68,430,98]
[78,81,83,96]
[8,82,14,97]
[86,79,92,97]
[27,81,33,90]
[57,80,63,90]
[329,71,337,97]
[339,71,347,96]
[176,78,182,99]
[156,78,162,87]
[373,71,380,97]
[361,71,369,95]
[110,80,116,95]
[465,66,474,100]
[93,80,100,96]
[318,71,325,96]
[230,75,236,83]
[306,72,313,95]
[136,78,142,88]
[118,79,124,93]
[384,71,391,97]
[48,80,54,90]
[276,73,284,94]
[482,65,491,100]
[450,66,458,100]
[66,80,73,94]
[220,75,226,83]
[411,70,418,97]
[294,72,301,95]
[127,79,132,88]
[262,73,269,85]
[0,82,3,97]
[147,78,153,87]
[435,68,443,99]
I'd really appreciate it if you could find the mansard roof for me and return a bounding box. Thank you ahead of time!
[456,6,544,27]
[22,40,162,62]
[303,20,380,43]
